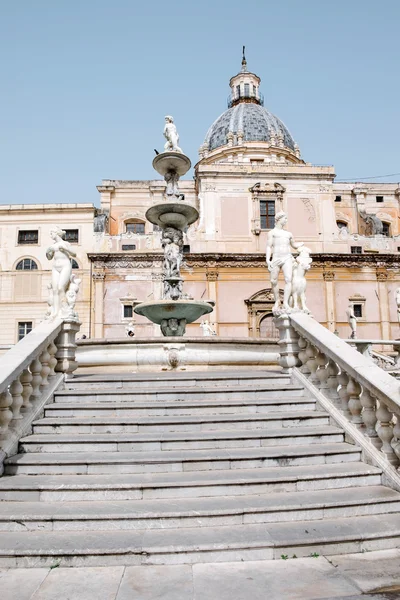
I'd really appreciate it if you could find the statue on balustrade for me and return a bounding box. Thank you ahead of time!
[200,320,217,336]
[164,116,182,153]
[346,303,358,339]
[266,211,304,312]
[290,247,312,313]
[396,288,400,325]
[45,227,81,321]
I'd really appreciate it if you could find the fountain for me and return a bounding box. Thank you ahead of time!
[134,116,213,336]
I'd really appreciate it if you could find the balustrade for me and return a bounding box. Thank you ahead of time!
[0,318,80,471]
[275,312,400,473]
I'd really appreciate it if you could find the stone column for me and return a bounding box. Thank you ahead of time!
[323,271,336,332]
[206,270,219,334]
[93,271,105,339]
[377,270,390,339]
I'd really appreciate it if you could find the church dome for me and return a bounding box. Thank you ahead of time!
[199,49,301,161]
[203,103,296,152]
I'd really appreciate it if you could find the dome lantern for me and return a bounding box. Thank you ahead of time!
[228,47,263,109]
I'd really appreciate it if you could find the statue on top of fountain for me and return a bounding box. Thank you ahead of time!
[164,116,182,153]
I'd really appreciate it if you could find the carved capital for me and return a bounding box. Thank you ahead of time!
[206,271,219,281]
[323,271,335,281]
[92,272,106,281]
[376,270,388,282]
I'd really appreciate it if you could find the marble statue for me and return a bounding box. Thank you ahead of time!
[162,227,183,279]
[200,320,216,336]
[161,318,186,336]
[346,303,358,339]
[93,210,108,233]
[266,211,304,312]
[45,227,80,320]
[164,278,183,301]
[164,169,180,197]
[291,247,312,312]
[164,116,182,153]
[359,210,383,235]
[396,288,400,324]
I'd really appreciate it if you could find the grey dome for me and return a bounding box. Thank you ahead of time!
[204,103,295,152]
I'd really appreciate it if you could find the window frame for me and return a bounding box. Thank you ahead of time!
[16,258,39,270]
[64,229,79,244]
[17,230,39,245]
[260,200,275,230]
[382,222,390,237]
[376,196,384,203]
[351,246,362,254]
[335,195,342,202]
[125,221,146,235]
[17,321,33,341]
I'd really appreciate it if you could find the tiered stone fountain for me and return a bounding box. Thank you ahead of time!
[134,116,213,336]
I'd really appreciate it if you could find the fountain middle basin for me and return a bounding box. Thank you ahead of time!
[134,299,213,325]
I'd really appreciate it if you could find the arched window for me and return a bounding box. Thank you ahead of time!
[71,259,79,269]
[336,221,348,231]
[125,220,145,234]
[16,258,38,270]
[259,314,280,340]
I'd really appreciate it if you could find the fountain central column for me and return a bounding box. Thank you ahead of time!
[134,117,213,336]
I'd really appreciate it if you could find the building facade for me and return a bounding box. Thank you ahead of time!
[1,58,400,345]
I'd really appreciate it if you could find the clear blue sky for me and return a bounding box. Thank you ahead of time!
[1,0,399,206]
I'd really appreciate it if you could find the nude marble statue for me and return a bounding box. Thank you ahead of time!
[346,303,358,339]
[266,212,303,312]
[164,116,182,153]
[46,227,80,320]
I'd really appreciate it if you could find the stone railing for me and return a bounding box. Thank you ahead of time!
[344,339,400,372]
[0,318,80,473]
[275,312,400,477]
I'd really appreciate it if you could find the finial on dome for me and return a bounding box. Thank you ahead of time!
[241,46,247,72]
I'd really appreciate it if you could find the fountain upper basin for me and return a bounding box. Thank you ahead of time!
[146,202,199,230]
[134,299,213,325]
[152,152,191,177]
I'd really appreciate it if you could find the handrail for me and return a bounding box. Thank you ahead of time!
[0,317,81,473]
[274,311,400,469]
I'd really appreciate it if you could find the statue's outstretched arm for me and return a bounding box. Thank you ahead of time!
[290,234,304,250]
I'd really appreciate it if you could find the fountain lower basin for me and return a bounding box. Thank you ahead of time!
[134,299,213,326]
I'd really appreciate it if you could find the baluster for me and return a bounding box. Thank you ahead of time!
[9,377,24,421]
[391,417,400,468]
[316,352,329,392]
[326,359,340,407]
[305,343,319,384]
[39,347,51,391]
[376,401,398,466]
[360,388,380,448]
[20,368,33,413]
[0,388,13,437]
[337,370,351,418]
[297,337,310,374]
[30,358,43,403]
[347,377,363,429]
[47,341,57,378]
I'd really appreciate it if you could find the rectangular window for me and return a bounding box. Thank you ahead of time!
[382,223,390,237]
[252,84,256,96]
[18,321,33,341]
[18,230,38,245]
[183,244,190,253]
[126,222,145,234]
[376,196,384,202]
[351,246,362,254]
[353,304,362,318]
[123,305,133,319]
[64,229,79,243]
[236,84,240,98]
[335,195,342,202]
[260,200,275,230]
[122,244,136,251]
[244,83,250,97]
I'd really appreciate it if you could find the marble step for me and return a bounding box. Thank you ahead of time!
[44,396,316,418]
[32,411,330,434]
[65,371,288,390]
[0,512,399,567]
[0,463,382,502]
[19,425,344,453]
[54,384,305,403]
[0,486,398,532]
[5,442,360,475]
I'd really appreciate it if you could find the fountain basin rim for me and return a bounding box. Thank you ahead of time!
[146,202,199,228]
[152,152,191,177]
[134,299,213,325]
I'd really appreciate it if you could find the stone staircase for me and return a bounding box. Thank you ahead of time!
[0,370,400,567]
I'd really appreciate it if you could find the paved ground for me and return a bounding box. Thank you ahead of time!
[1,549,400,600]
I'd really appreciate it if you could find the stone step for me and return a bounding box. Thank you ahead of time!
[54,384,305,403]
[0,463,382,502]
[32,411,329,434]
[0,512,398,567]
[5,442,360,475]
[0,486,398,532]
[19,426,344,453]
[65,371,288,390]
[45,396,316,418]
